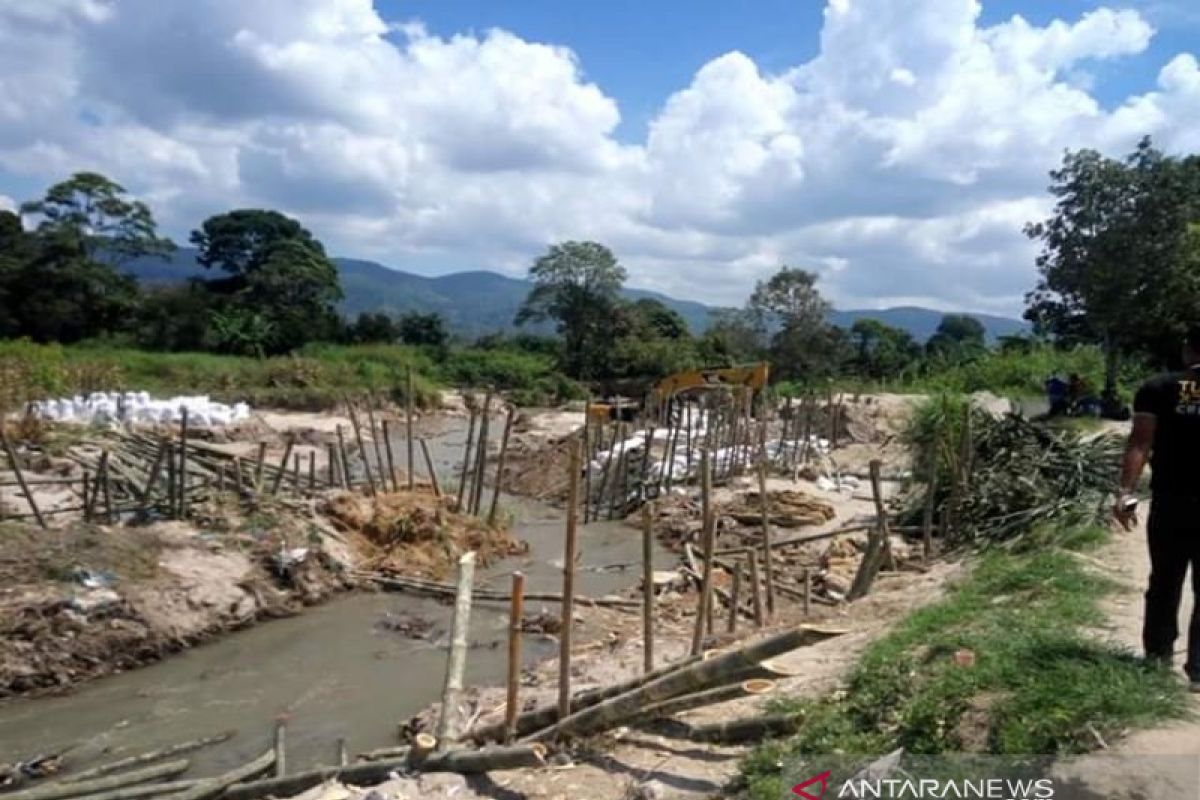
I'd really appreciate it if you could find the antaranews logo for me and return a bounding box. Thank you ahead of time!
[792,774,1056,799]
[792,771,831,799]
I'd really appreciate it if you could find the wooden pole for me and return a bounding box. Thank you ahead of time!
[102,457,115,524]
[747,550,764,628]
[690,449,714,655]
[727,567,740,633]
[1,430,46,528]
[456,408,478,512]
[366,398,387,490]
[487,406,515,527]
[307,451,316,492]
[336,426,352,489]
[662,402,680,494]
[347,401,377,496]
[292,453,301,496]
[641,503,655,674]
[419,438,442,498]
[165,446,176,517]
[848,459,890,600]
[178,408,189,519]
[582,397,593,523]
[337,739,348,767]
[470,393,493,514]
[436,551,477,749]
[137,440,167,507]
[382,419,399,493]
[326,443,336,488]
[802,568,811,617]
[922,446,938,565]
[273,718,287,777]
[406,368,416,491]
[595,417,619,520]
[270,435,295,495]
[504,571,525,743]
[254,442,267,490]
[81,471,92,522]
[558,438,582,720]
[757,454,776,617]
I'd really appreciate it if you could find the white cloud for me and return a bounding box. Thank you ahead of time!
[0,0,1195,316]
[0,194,15,213]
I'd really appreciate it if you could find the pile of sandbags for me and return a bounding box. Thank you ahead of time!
[31,392,251,427]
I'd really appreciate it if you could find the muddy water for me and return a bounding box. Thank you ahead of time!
[0,416,672,774]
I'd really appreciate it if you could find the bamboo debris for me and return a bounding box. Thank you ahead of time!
[641,503,655,673]
[45,779,201,800]
[436,552,476,749]
[1,759,192,800]
[62,733,233,784]
[558,438,581,720]
[629,679,774,728]
[505,571,525,743]
[167,750,274,800]
[359,573,640,608]
[526,626,845,741]
[2,430,45,528]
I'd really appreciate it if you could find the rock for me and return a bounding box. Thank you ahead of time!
[629,780,666,800]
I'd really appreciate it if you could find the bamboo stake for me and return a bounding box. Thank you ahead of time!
[419,438,441,497]
[848,459,890,600]
[922,446,938,564]
[406,368,416,491]
[802,568,811,616]
[292,453,301,496]
[337,738,348,767]
[178,408,189,518]
[308,451,316,492]
[582,397,592,522]
[336,426,351,489]
[326,443,336,488]
[487,406,515,526]
[165,446,176,517]
[505,571,525,743]
[470,393,492,515]
[684,401,693,480]
[757,454,776,617]
[382,419,398,493]
[102,456,114,523]
[2,430,46,528]
[347,402,376,496]
[436,551,477,749]
[638,425,655,504]
[690,449,714,655]
[642,503,655,673]
[559,438,581,720]
[595,417,618,520]
[366,399,386,489]
[269,436,295,496]
[81,471,92,522]
[662,403,680,494]
[456,408,478,512]
[747,550,764,628]
[254,442,267,490]
[727,568,740,633]
[274,718,287,777]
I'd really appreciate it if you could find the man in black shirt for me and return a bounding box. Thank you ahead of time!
[1116,326,1200,687]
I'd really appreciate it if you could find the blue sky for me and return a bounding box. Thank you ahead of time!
[0,0,1197,314]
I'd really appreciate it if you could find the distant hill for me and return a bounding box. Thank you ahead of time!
[122,249,1026,342]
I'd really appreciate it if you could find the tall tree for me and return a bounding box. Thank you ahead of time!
[397,311,449,348]
[925,313,987,360]
[851,319,922,379]
[746,267,844,379]
[19,172,173,263]
[190,210,342,354]
[1025,139,1200,395]
[515,241,627,379]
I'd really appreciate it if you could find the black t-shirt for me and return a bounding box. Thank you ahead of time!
[1134,370,1200,495]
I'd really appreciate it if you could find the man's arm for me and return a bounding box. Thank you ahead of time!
[1115,413,1156,529]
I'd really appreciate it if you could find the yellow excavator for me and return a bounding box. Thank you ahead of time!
[587,363,770,424]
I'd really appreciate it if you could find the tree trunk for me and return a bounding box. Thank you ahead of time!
[2,760,191,800]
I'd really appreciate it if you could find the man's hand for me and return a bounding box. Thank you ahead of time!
[1113,494,1139,532]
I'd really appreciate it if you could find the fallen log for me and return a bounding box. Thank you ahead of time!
[167,750,274,800]
[361,573,640,609]
[221,745,546,800]
[63,733,234,784]
[525,626,845,741]
[0,760,191,800]
[659,713,804,744]
[627,679,774,728]
[469,654,703,744]
[46,779,200,800]
[728,658,801,683]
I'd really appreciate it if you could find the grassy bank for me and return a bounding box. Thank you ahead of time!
[0,339,583,411]
[740,529,1185,799]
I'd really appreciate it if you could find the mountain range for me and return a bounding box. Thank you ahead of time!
[123,248,1028,343]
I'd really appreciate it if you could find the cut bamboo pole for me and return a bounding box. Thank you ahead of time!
[63,732,234,784]
[292,453,301,496]
[582,397,593,522]
[558,438,581,720]
[757,454,776,617]
[631,679,774,729]
[470,393,492,515]
[527,625,844,741]
[164,447,176,517]
[253,442,267,490]
[922,447,938,564]
[307,451,316,492]
[727,568,740,633]
[1,759,192,800]
[487,406,515,526]
[642,503,655,673]
[273,718,287,777]
[406,367,416,491]
[168,749,275,800]
[366,400,386,490]
[748,550,765,628]
[382,419,398,493]
[82,471,92,522]
[436,551,476,749]
[803,568,811,616]
[337,738,348,767]
[269,436,295,496]
[2,430,46,528]
[336,426,351,490]
[178,408,189,518]
[346,402,376,496]
[848,459,889,600]
[690,449,714,655]
[504,571,525,743]
[456,408,478,512]
[326,444,336,488]
[594,417,618,520]
[666,713,803,744]
[363,573,638,607]
[102,457,114,523]
[419,438,441,497]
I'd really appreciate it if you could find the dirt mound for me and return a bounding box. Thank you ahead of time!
[323,490,525,581]
[722,490,837,528]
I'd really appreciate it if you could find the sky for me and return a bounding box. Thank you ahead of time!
[0,1,1197,317]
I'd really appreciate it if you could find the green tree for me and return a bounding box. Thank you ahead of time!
[347,312,399,344]
[627,298,689,339]
[19,172,174,263]
[1025,139,1200,395]
[925,314,987,360]
[747,267,844,379]
[190,210,343,354]
[397,311,449,348]
[850,318,922,379]
[697,308,767,365]
[515,241,627,379]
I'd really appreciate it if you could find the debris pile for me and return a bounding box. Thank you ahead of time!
[31,392,252,427]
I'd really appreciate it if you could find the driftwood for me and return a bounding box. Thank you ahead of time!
[45,780,202,800]
[361,573,639,609]
[470,654,703,744]
[62,733,233,784]
[221,745,546,800]
[526,626,845,741]
[659,713,804,744]
[167,749,274,800]
[1,759,191,800]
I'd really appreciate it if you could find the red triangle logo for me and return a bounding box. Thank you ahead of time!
[792,770,831,800]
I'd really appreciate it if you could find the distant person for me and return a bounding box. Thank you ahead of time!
[1115,325,1200,689]
[1045,375,1069,417]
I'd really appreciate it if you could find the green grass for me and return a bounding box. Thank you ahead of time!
[739,531,1187,800]
[0,339,583,410]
